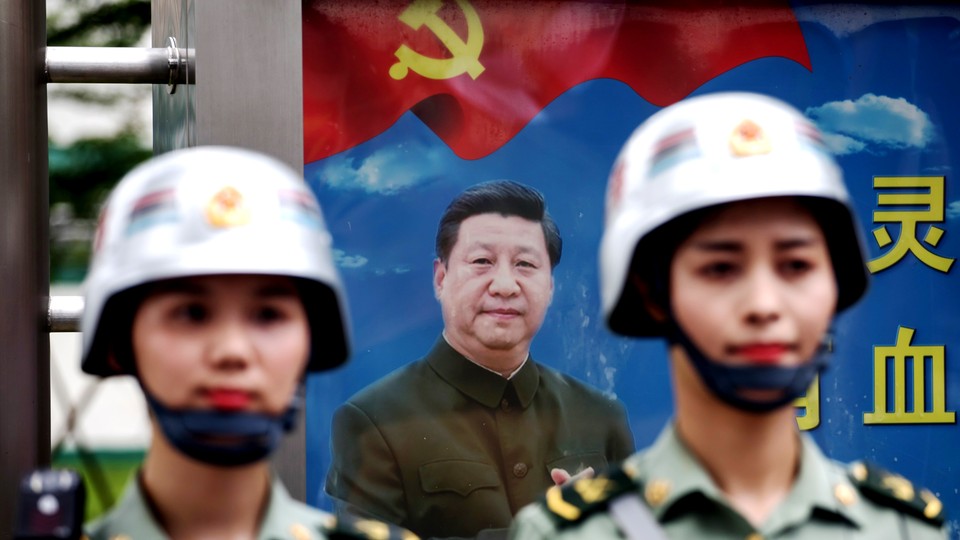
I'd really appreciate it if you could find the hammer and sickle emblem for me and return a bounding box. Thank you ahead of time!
[389,0,485,81]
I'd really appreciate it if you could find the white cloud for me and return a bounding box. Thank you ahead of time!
[317,141,449,194]
[820,132,866,156]
[333,249,368,269]
[806,94,934,155]
[794,6,960,38]
[947,201,960,220]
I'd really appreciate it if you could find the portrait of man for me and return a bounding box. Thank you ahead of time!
[325,180,635,539]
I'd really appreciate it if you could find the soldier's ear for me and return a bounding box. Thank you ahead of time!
[107,350,124,373]
[630,274,668,322]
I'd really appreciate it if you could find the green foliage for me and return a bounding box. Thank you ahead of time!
[46,0,154,220]
[47,0,150,47]
[52,449,145,521]
[50,234,93,283]
[48,133,151,282]
[46,0,154,281]
[49,133,152,218]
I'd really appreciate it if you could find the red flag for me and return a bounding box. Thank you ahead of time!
[303,0,810,163]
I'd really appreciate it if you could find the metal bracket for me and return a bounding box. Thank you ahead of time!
[167,36,182,94]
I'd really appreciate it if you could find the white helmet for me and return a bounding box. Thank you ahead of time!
[600,92,868,337]
[81,146,350,376]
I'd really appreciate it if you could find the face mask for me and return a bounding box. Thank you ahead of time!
[669,324,829,414]
[142,388,299,467]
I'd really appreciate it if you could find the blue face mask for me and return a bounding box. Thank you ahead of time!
[142,389,299,467]
[669,324,829,414]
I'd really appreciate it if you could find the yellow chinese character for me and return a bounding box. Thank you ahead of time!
[868,176,954,273]
[864,326,955,424]
[794,375,820,431]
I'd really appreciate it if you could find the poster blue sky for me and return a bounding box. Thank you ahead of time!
[304,4,960,534]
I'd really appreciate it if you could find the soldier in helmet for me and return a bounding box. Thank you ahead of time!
[509,92,948,539]
[79,146,413,539]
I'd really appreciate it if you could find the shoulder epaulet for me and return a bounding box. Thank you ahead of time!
[541,466,640,528]
[319,513,419,540]
[848,461,946,527]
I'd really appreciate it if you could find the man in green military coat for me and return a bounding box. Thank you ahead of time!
[509,93,948,539]
[326,181,635,539]
[77,147,412,540]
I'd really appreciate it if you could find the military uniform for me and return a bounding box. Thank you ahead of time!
[85,475,416,540]
[326,336,635,539]
[509,424,948,539]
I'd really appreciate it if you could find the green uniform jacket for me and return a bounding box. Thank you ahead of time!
[85,475,413,540]
[326,337,635,539]
[509,424,948,540]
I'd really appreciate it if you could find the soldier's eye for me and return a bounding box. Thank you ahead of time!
[699,261,737,279]
[780,258,812,276]
[255,306,284,323]
[173,302,208,323]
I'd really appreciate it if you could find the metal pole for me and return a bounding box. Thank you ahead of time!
[48,297,84,333]
[0,1,50,536]
[46,43,193,86]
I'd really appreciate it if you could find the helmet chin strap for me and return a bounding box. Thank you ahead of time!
[141,385,299,467]
[667,323,829,414]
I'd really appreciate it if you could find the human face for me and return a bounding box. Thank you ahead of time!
[132,274,310,416]
[434,213,554,366]
[670,198,837,370]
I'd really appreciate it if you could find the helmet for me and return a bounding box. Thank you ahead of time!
[81,146,350,376]
[600,92,868,337]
